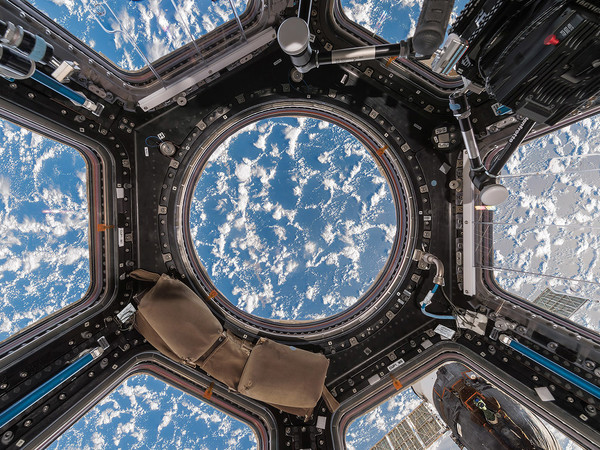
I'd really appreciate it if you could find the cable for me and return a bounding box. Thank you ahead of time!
[145,135,162,147]
[420,303,455,320]
[420,284,455,320]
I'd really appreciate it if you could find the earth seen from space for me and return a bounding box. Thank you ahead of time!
[0,0,592,448]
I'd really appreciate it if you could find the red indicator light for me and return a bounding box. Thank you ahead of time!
[544,34,560,46]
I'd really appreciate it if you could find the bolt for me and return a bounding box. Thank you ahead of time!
[567,396,574,403]
[27,93,34,99]
[9,83,16,89]
[24,420,32,427]
[88,371,95,378]
[585,404,597,416]
[1,431,13,445]
[0,383,7,389]
[19,372,27,378]
[585,360,596,370]
[59,393,66,400]
[42,405,50,413]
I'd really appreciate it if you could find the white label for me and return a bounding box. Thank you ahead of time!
[367,374,381,385]
[535,386,555,402]
[435,324,456,340]
[116,187,124,199]
[387,359,405,372]
[118,228,125,247]
[117,303,136,323]
[316,416,327,430]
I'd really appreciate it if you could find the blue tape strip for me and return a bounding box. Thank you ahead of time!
[509,339,600,400]
[31,70,86,105]
[0,352,94,429]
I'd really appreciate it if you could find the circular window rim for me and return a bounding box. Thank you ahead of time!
[176,100,418,339]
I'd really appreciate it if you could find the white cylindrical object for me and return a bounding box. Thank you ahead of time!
[481,184,509,206]
[277,17,310,56]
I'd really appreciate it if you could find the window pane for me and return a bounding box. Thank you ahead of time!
[27,0,248,71]
[0,119,89,342]
[339,0,470,44]
[346,364,584,449]
[47,374,257,449]
[190,117,397,321]
[488,116,600,332]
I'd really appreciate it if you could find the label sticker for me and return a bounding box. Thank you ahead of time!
[316,416,327,430]
[435,324,456,340]
[387,358,406,372]
[118,228,125,247]
[367,374,381,386]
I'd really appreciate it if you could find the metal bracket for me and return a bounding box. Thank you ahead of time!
[462,151,476,296]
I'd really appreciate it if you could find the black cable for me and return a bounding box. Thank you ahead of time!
[488,118,535,176]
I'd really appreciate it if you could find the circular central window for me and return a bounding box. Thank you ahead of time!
[190,116,397,321]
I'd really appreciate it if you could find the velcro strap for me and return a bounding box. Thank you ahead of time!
[129,269,161,282]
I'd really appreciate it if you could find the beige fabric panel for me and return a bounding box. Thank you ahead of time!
[199,332,251,390]
[268,403,314,417]
[134,310,182,363]
[238,338,329,409]
[136,274,223,363]
[132,273,334,415]
[129,268,161,283]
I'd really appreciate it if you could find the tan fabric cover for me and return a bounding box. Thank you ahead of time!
[135,274,223,364]
[134,310,181,363]
[238,338,329,409]
[129,269,161,283]
[132,272,333,416]
[269,403,314,417]
[199,331,251,390]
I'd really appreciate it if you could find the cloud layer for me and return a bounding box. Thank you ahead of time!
[0,120,89,341]
[31,0,247,70]
[191,117,397,320]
